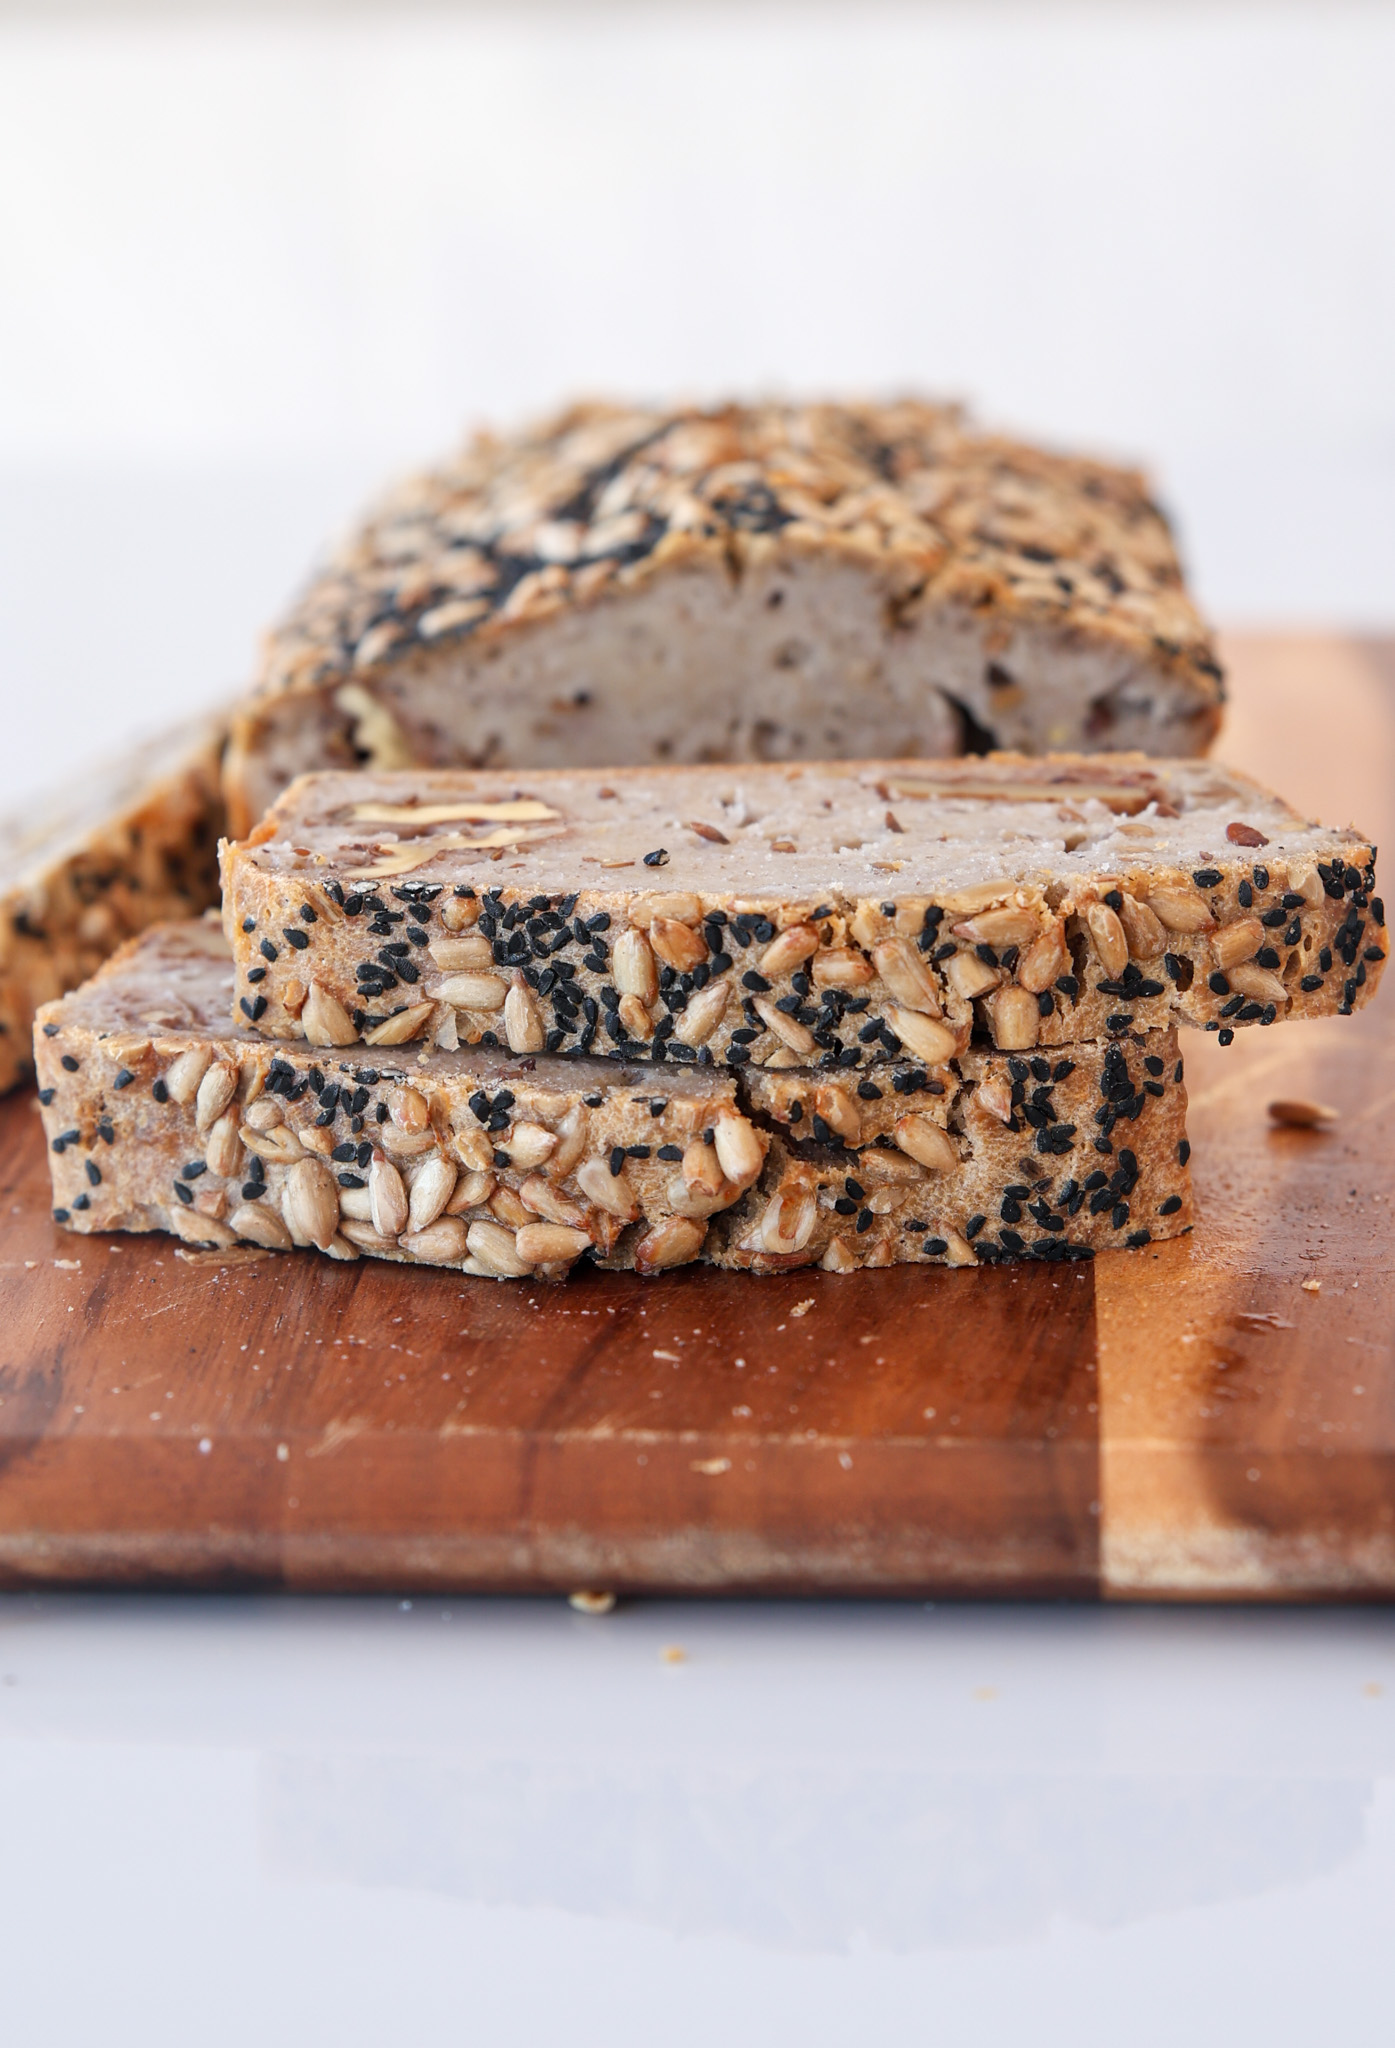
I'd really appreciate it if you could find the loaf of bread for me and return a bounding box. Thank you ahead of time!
[34,920,1194,1276]
[223,400,1224,836]
[218,756,1383,1067]
[0,719,224,1094]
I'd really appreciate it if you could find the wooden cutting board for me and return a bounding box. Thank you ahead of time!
[1,637,1392,1600]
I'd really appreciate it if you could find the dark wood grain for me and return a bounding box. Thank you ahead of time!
[0,636,1391,1599]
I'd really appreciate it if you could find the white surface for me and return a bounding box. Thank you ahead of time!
[0,1594,1392,2046]
[3,3,1395,815]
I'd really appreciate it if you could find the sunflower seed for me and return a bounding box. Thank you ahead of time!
[758,922,821,977]
[1210,917,1265,971]
[1017,921,1068,992]
[872,937,943,1015]
[612,927,659,1003]
[1267,1099,1339,1128]
[1117,895,1166,960]
[432,970,508,1010]
[204,1112,243,1179]
[575,1156,640,1219]
[229,1202,292,1250]
[515,1222,592,1264]
[714,1110,763,1189]
[811,947,875,988]
[945,951,1001,999]
[165,1046,212,1106]
[885,1009,962,1064]
[388,1084,429,1131]
[488,1185,534,1229]
[617,993,654,1040]
[369,1151,409,1236]
[759,1187,816,1255]
[465,1220,532,1277]
[1227,962,1288,1007]
[893,1115,957,1172]
[672,976,731,1046]
[302,981,358,1047]
[194,1061,237,1134]
[518,1174,588,1226]
[812,1082,863,1144]
[504,973,546,1053]
[499,1121,557,1169]
[744,996,808,1054]
[1144,883,1215,933]
[633,1216,707,1271]
[649,916,708,972]
[543,1104,589,1179]
[427,934,493,971]
[407,1152,457,1230]
[681,1138,727,1195]
[402,1217,470,1264]
[445,1169,495,1213]
[239,1124,305,1164]
[988,983,1041,1050]
[364,1002,434,1045]
[1085,901,1128,978]
[283,1156,340,1250]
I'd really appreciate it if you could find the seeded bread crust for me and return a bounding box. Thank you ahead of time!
[34,921,1193,1278]
[0,719,224,1094]
[223,400,1223,836]
[218,758,1384,1069]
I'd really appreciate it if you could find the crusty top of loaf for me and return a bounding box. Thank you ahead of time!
[0,716,223,899]
[249,399,1222,708]
[230,754,1366,906]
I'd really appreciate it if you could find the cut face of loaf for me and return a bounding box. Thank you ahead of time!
[0,717,224,1094]
[34,920,1193,1279]
[219,756,1384,1067]
[222,399,1223,835]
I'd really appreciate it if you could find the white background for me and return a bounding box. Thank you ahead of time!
[1,9,1394,2039]
[1,1,1394,807]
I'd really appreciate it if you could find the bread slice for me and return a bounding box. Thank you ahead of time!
[218,756,1383,1067]
[222,400,1223,835]
[34,920,1193,1276]
[0,718,224,1093]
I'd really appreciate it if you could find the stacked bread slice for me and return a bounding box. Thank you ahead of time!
[34,751,1383,1280]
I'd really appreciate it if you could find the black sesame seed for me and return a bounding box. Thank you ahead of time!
[1193,869,1221,888]
[173,1182,193,1205]
[1252,866,1269,891]
[240,996,267,1022]
[643,849,669,867]
[259,939,279,962]
[59,1054,79,1072]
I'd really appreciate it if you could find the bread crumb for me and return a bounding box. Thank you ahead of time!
[568,1590,615,1615]
[1301,1278,1322,1294]
[690,1456,731,1476]
[660,1645,687,1664]
[789,1297,816,1318]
